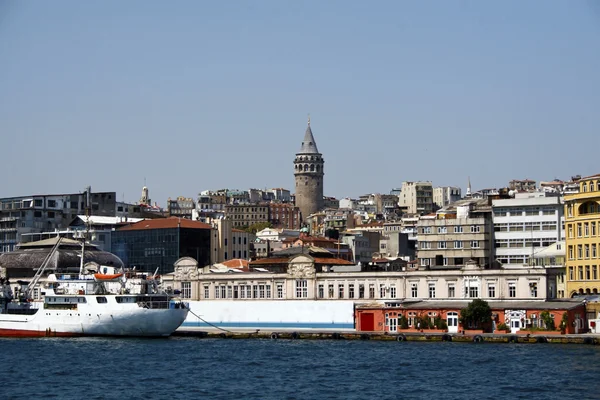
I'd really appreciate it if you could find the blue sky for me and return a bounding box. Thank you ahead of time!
[1,1,599,205]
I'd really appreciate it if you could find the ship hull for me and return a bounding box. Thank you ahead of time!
[0,297,189,337]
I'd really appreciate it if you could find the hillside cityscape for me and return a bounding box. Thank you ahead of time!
[1,119,599,335]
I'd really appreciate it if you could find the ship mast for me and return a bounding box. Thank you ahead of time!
[79,186,92,276]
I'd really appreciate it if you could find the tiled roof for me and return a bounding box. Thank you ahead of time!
[117,217,212,231]
[250,256,354,266]
[250,257,290,265]
[232,229,246,233]
[313,257,354,265]
[297,236,337,243]
[221,259,249,269]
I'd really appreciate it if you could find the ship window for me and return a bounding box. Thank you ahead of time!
[96,297,107,303]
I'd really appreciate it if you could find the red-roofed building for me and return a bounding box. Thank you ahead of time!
[112,217,213,274]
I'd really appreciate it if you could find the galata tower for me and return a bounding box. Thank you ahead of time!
[294,116,324,221]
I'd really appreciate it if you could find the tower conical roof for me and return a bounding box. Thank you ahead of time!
[298,118,319,154]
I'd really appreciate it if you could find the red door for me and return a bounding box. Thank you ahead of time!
[360,313,375,331]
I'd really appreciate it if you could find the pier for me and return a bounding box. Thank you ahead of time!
[173,330,600,344]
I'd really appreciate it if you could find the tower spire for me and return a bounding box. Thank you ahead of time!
[308,113,310,126]
[466,176,472,197]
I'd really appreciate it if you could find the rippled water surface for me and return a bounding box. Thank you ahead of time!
[1,337,599,400]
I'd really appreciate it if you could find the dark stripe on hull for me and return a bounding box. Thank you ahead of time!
[0,329,80,337]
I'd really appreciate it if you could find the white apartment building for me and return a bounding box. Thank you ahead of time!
[492,192,564,266]
[398,181,434,215]
[433,187,462,210]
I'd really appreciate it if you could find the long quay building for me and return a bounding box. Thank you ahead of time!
[164,248,573,334]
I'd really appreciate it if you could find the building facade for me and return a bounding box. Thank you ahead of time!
[111,217,212,274]
[167,196,196,219]
[417,200,494,268]
[398,181,434,215]
[492,192,565,266]
[0,188,116,253]
[210,219,252,262]
[433,187,462,210]
[224,204,270,228]
[294,118,324,221]
[268,203,302,229]
[564,174,600,297]
[509,179,537,192]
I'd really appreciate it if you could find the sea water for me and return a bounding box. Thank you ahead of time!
[1,337,599,400]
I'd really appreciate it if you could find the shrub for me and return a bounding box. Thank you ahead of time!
[560,313,569,331]
[399,315,409,329]
[540,311,556,331]
[497,322,509,331]
[418,316,430,329]
[438,319,448,330]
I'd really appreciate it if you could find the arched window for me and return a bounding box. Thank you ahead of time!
[316,165,320,172]
[591,181,596,192]
[310,164,315,172]
[304,164,309,171]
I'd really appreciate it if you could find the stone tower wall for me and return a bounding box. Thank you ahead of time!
[295,172,324,219]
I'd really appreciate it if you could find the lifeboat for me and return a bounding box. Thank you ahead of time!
[94,273,124,281]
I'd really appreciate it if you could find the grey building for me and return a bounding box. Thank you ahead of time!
[0,188,116,253]
[294,117,324,221]
[417,199,494,269]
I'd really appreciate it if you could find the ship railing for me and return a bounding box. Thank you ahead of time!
[136,301,171,310]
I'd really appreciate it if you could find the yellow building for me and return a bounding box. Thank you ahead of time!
[565,174,600,298]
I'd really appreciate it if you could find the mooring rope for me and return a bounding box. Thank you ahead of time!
[181,302,233,334]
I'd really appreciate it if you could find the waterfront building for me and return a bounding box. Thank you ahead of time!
[564,174,600,297]
[111,217,212,274]
[417,198,494,269]
[293,117,325,221]
[356,299,585,334]
[0,187,116,253]
[166,255,568,332]
[398,181,434,215]
[433,187,462,210]
[492,192,564,266]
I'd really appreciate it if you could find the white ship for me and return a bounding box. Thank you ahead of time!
[0,238,188,337]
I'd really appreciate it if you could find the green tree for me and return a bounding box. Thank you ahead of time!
[460,299,492,330]
[242,221,273,234]
[540,311,556,331]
